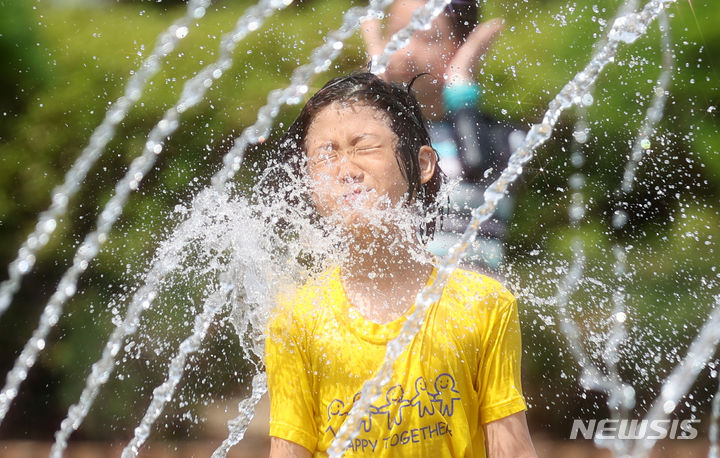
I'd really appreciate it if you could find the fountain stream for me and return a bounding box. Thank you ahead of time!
[0,0,293,429]
[0,0,212,320]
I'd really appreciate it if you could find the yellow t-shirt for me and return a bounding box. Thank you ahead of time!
[265,266,526,457]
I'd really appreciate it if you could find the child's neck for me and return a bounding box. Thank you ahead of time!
[340,228,434,324]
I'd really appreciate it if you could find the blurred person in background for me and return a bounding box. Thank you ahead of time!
[362,0,524,273]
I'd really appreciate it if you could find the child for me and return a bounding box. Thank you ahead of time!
[361,0,504,119]
[265,73,536,457]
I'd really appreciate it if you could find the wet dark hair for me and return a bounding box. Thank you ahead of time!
[445,0,479,42]
[280,72,444,238]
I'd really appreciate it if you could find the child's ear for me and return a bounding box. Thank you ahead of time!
[418,145,437,185]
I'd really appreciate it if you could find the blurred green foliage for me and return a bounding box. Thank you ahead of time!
[0,0,718,443]
[0,0,50,133]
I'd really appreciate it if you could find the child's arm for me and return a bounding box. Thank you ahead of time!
[266,305,319,453]
[360,16,385,60]
[475,288,535,455]
[446,18,505,85]
[483,411,537,458]
[269,437,312,458]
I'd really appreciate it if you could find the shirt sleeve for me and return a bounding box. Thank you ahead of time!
[265,305,318,452]
[476,292,527,425]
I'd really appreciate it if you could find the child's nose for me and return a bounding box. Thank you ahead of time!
[338,156,363,183]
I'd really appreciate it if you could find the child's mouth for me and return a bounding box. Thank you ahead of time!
[343,188,368,202]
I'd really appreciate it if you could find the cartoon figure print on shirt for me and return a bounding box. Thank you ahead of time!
[374,385,405,429]
[325,372,459,444]
[408,376,434,417]
[431,373,461,416]
[325,399,346,437]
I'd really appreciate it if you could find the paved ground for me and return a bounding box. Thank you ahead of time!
[0,437,710,457]
[0,395,711,457]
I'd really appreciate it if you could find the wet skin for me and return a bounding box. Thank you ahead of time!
[304,102,409,230]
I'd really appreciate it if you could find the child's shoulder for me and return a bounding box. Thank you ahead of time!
[445,267,516,310]
[273,266,340,319]
[447,267,512,294]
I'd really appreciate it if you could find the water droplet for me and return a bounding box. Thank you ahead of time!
[663,400,676,414]
[193,7,206,19]
[609,15,646,44]
[612,210,627,229]
[581,93,594,106]
[52,193,69,208]
[43,218,57,233]
[640,138,651,149]
[615,312,627,323]
[573,129,588,144]
[569,205,585,221]
[108,108,124,123]
[64,283,76,297]
[175,26,189,39]
[571,152,585,168]
[18,260,31,274]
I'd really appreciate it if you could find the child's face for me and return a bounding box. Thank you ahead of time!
[304,102,409,228]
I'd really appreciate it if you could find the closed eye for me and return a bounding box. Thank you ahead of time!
[309,151,339,167]
[354,146,381,154]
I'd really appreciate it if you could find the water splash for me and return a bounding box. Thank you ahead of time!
[50,193,224,456]
[0,0,211,320]
[546,14,672,455]
[117,160,352,455]
[48,175,309,456]
[550,105,605,397]
[114,187,279,457]
[599,11,673,455]
[630,295,720,457]
[211,371,267,458]
[122,286,233,457]
[328,0,678,454]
